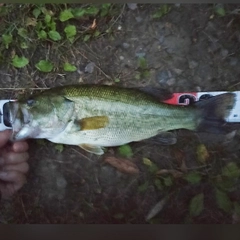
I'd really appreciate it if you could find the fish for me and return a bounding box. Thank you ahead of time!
[6,84,236,155]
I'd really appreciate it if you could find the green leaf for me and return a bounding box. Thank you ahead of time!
[138,181,149,193]
[100,3,111,17]
[12,55,29,68]
[33,8,41,18]
[215,6,226,17]
[59,9,74,22]
[85,6,99,16]
[36,21,43,31]
[20,41,28,49]
[2,34,13,49]
[94,30,101,37]
[44,14,51,23]
[215,189,232,213]
[36,139,47,146]
[233,202,240,216]
[138,56,147,69]
[134,72,141,80]
[214,177,236,192]
[0,6,8,17]
[143,158,159,173]
[64,25,76,39]
[197,144,209,163]
[142,70,151,78]
[118,144,133,158]
[55,144,64,153]
[184,172,202,184]
[48,21,56,31]
[63,63,77,72]
[152,4,171,19]
[83,34,91,42]
[35,60,53,72]
[222,162,240,179]
[17,28,28,38]
[72,8,86,18]
[189,193,204,217]
[154,178,163,190]
[37,30,47,39]
[162,175,173,187]
[48,30,61,41]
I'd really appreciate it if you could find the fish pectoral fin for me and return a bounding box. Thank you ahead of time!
[145,131,177,145]
[78,116,109,131]
[79,144,105,155]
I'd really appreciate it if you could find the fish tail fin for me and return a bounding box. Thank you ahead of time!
[195,93,237,134]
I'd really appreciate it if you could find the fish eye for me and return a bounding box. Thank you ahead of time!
[26,98,35,107]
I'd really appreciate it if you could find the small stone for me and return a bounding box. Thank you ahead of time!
[117,25,122,31]
[135,16,143,23]
[119,56,124,60]
[56,176,67,189]
[127,3,138,10]
[173,68,183,75]
[122,42,130,49]
[167,78,176,86]
[156,70,171,84]
[188,60,198,69]
[229,57,238,66]
[135,52,146,58]
[84,62,95,73]
[195,86,202,92]
[159,36,164,43]
[221,49,229,58]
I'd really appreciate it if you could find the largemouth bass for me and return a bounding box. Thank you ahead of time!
[7,84,236,155]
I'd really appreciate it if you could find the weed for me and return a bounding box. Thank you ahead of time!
[0,4,120,72]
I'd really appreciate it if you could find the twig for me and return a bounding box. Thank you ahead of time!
[71,147,94,162]
[0,88,50,90]
[108,4,126,30]
[20,196,28,221]
[76,48,112,80]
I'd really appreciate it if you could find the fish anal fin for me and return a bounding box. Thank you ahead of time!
[79,143,105,155]
[79,116,109,131]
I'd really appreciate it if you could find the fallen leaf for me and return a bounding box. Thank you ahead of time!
[173,149,188,172]
[189,193,204,217]
[26,17,37,26]
[180,160,188,173]
[90,19,97,29]
[104,156,140,174]
[146,196,168,221]
[156,169,183,178]
[197,144,209,164]
[142,157,159,173]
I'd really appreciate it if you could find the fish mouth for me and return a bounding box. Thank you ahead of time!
[6,102,35,141]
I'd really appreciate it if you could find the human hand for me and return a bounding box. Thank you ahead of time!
[0,130,29,199]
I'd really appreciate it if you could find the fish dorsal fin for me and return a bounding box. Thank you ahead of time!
[79,116,109,130]
[79,144,105,155]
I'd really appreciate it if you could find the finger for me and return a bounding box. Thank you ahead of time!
[0,152,29,166]
[12,141,29,153]
[0,171,26,199]
[0,130,12,148]
[1,162,29,174]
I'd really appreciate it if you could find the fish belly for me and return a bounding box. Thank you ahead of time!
[48,110,196,147]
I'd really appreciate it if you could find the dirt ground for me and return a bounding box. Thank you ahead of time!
[1,3,240,224]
